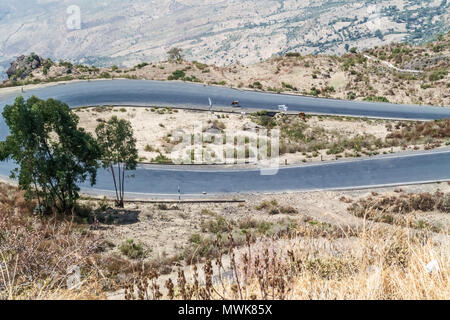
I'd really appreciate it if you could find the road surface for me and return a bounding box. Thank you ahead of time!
[0,80,449,197]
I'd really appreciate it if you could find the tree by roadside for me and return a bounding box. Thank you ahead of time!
[167,47,183,62]
[95,116,138,208]
[0,96,101,214]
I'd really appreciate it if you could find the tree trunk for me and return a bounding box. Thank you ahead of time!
[121,165,125,207]
[115,163,124,208]
[110,164,120,206]
[33,177,42,214]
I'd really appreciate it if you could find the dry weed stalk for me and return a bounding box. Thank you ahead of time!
[0,183,103,299]
[124,221,448,300]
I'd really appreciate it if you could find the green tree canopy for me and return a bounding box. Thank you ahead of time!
[0,96,101,214]
[96,116,138,208]
[167,47,183,62]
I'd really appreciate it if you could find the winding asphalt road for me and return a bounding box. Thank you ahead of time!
[0,79,449,197]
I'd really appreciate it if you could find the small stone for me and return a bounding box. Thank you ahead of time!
[425,260,439,274]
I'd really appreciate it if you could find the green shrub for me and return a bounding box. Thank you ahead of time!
[99,72,111,78]
[347,92,356,100]
[280,206,298,214]
[144,144,155,152]
[429,70,447,82]
[42,60,53,75]
[152,153,172,164]
[256,200,279,210]
[252,112,276,129]
[310,87,321,96]
[189,233,203,244]
[59,60,73,68]
[168,70,186,80]
[363,96,390,103]
[135,62,148,69]
[282,82,297,90]
[252,81,263,89]
[193,61,208,70]
[184,75,201,82]
[120,240,145,259]
[201,215,230,234]
[257,221,273,234]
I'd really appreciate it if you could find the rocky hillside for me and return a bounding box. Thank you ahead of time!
[2,32,449,106]
[5,53,50,81]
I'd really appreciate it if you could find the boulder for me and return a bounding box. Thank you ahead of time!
[6,53,44,80]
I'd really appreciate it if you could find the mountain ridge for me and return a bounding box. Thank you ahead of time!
[0,0,448,79]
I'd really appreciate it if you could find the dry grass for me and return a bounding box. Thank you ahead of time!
[278,116,450,157]
[387,120,450,145]
[276,115,389,157]
[0,183,105,299]
[123,222,449,300]
[348,192,450,233]
[1,180,449,300]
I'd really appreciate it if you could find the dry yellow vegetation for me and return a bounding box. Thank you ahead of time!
[2,179,449,300]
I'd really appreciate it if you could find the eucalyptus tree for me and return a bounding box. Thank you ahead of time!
[0,96,101,214]
[95,116,138,208]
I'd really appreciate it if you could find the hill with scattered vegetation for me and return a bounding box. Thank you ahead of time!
[2,32,449,106]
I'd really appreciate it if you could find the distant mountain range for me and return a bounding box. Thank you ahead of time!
[0,0,449,79]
